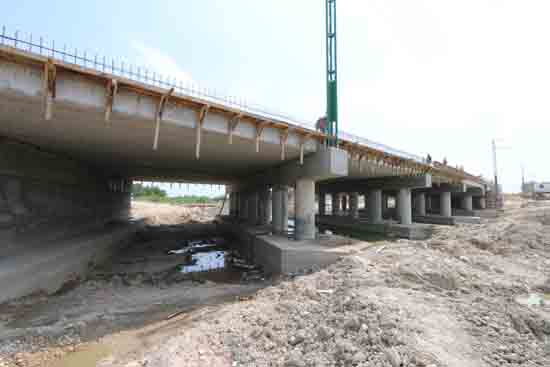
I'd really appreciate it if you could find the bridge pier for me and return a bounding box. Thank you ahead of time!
[318,192,326,216]
[272,185,288,235]
[349,192,359,219]
[397,188,412,225]
[295,178,315,240]
[441,192,452,217]
[415,192,426,216]
[367,189,383,224]
[462,194,473,212]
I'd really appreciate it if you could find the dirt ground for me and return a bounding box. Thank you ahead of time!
[131,200,222,225]
[2,196,550,366]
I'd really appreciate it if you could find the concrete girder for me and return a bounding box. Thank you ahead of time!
[415,183,466,194]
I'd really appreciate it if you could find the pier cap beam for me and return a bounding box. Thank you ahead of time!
[318,174,432,194]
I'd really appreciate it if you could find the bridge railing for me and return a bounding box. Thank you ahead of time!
[0,26,427,164]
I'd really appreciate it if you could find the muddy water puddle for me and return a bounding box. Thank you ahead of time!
[48,343,112,367]
[167,237,264,280]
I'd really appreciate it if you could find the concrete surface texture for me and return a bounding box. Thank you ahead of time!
[0,140,130,246]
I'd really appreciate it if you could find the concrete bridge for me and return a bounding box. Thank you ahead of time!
[0,34,489,300]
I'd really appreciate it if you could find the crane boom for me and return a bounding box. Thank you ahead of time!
[326,0,338,146]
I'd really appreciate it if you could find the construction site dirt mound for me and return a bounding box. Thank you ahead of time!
[2,198,550,367]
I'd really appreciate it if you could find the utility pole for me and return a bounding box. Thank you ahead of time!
[492,139,504,209]
[325,0,338,146]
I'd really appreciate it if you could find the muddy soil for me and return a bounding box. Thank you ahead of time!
[2,196,550,367]
[0,222,268,367]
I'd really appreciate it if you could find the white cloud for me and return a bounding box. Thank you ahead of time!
[131,41,194,85]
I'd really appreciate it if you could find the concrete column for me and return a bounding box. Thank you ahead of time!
[426,195,432,213]
[367,189,383,224]
[479,197,486,209]
[248,191,259,225]
[397,188,412,225]
[333,193,342,215]
[295,178,316,240]
[349,192,359,219]
[272,185,288,234]
[415,192,426,216]
[462,195,473,211]
[258,187,271,225]
[318,192,326,216]
[441,192,452,217]
[342,194,348,213]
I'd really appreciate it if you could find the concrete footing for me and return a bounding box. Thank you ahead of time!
[220,220,347,274]
[316,215,432,240]
[414,215,481,226]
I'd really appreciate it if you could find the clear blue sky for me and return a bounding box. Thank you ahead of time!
[5,0,550,192]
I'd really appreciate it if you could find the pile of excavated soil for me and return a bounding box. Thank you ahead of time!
[131,201,221,225]
[90,199,550,367]
[3,199,550,367]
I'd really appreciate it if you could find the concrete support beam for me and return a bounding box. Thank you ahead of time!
[367,189,383,224]
[295,178,316,240]
[272,185,288,234]
[398,188,412,225]
[441,192,452,217]
[426,195,432,212]
[319,192,326,216]
[318,174,432,194]
[415,192,426,216]
[349,192,359,219]
[462,195,473,211]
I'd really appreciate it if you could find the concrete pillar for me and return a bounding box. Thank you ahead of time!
[295,178,316,240]
[426,195,432,213]
[342,194,348,213]
[367,189,383,224]
[258,187,271,225]
[272,185,288,234]
[333,193,342,215]
[248,191,259,225]
[319,192,326,216]
[397,188,412,225]
[479,197,486,209]
[349,192,359,219]
[462,195,473,211]
[415,192,426,216]
[441,192,452,217]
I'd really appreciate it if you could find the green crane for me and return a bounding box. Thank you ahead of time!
[325,0,338,146]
